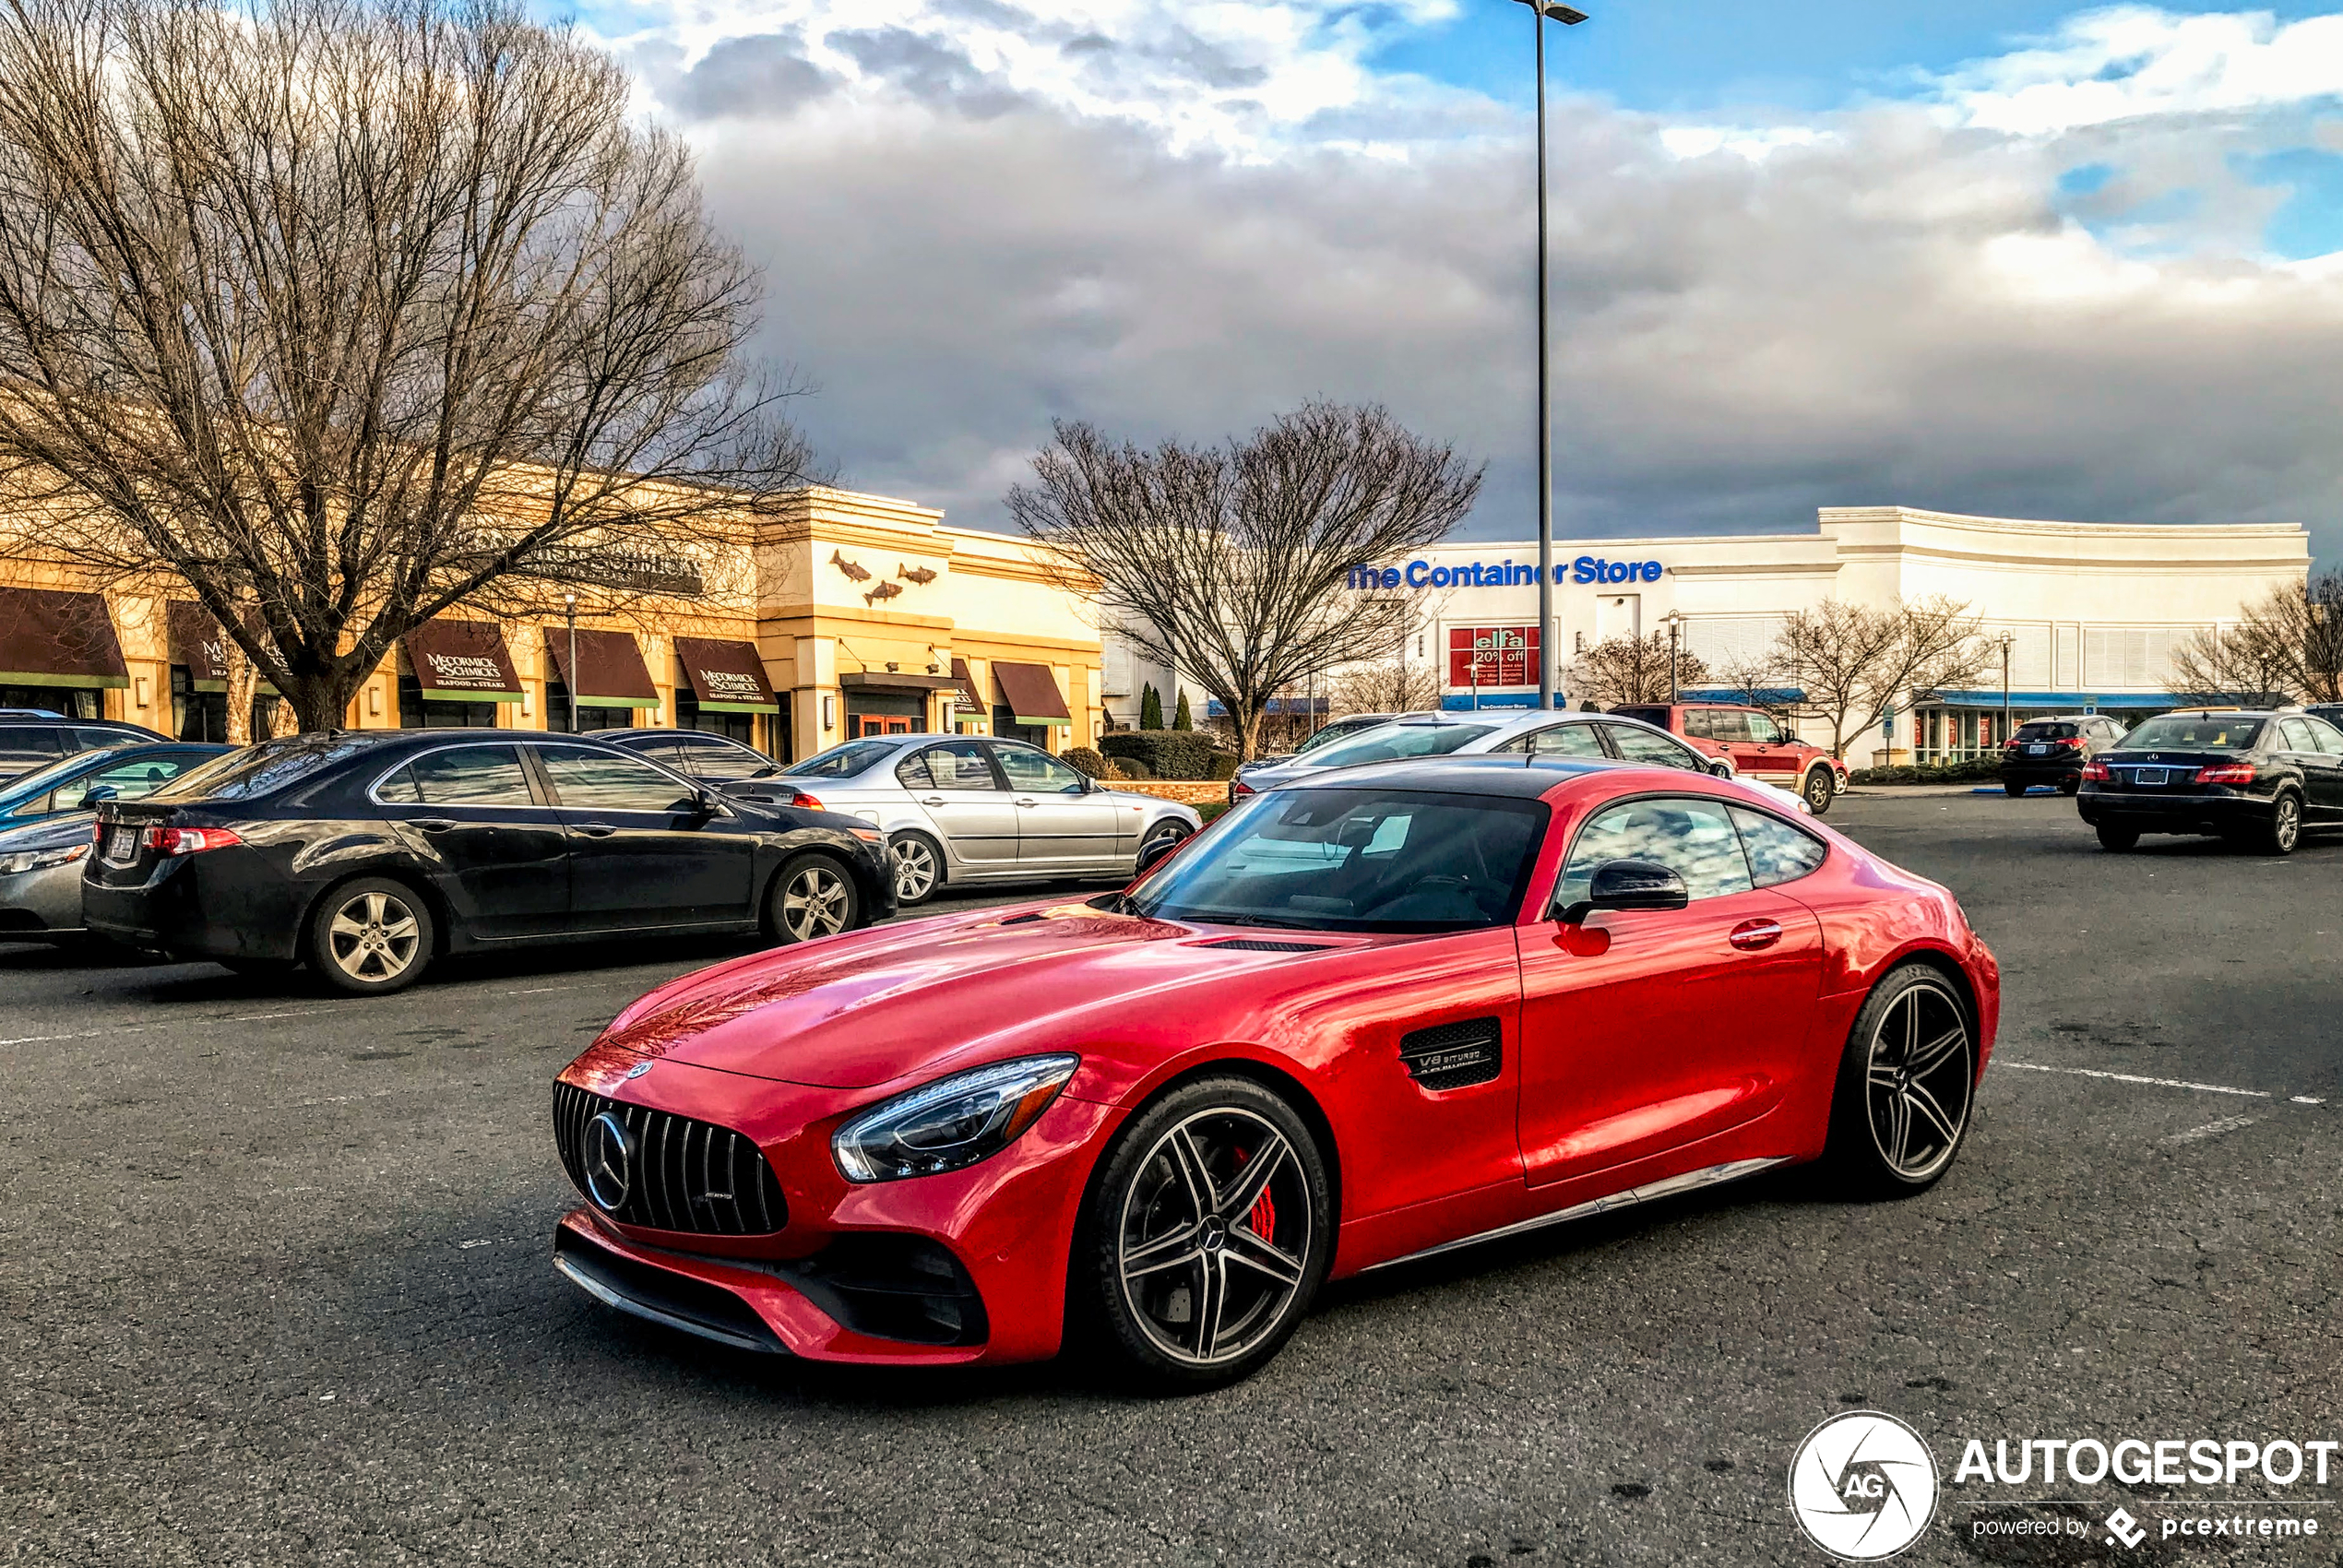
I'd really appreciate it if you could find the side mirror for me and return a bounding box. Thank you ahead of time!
[1135,833,1185,877]
[77,783,119,809]
[1558,858,1688,925]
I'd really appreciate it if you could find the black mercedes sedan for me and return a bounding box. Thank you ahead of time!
[82,731,897,994]
[2077,708,2343,854]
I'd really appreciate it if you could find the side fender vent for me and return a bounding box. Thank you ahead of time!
[1399,1016,1503,1091]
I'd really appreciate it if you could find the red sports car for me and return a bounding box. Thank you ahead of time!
[550,754,1998,1390]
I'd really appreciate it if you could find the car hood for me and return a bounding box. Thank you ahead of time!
[593,900,1364,1089]
[0,809,94,849]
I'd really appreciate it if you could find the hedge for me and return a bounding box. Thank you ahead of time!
[1848,757,2004,786]
[1102,731,1219,780]
[1062,746,1112,779]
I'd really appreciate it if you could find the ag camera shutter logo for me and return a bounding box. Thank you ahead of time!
[1789,1411,1940,1560]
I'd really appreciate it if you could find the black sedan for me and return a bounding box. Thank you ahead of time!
[83,731,897,994]
[2077,708,2343,854]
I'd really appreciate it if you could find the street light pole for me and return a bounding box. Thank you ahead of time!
[565,593,578,736]
[1512,0,1587,711]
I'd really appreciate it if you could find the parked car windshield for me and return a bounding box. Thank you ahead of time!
[147,736,373,802]
[1300,722,1498,769]
[0,750,115,812]
[1126,787,1547,932]
[784,740,900,779]
[1292,718,1382,756]
[2122,715,2264,751]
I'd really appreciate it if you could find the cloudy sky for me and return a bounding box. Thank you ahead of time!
[572,2,2343,562]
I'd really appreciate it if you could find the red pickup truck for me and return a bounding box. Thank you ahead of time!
[1610,702,1849,814]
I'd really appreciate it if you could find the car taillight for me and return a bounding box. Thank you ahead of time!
[142,826,243,856]
[789,790,825,811]
[2194,763,2256,785]
[1231,780,1255,799]
[2081,760,2111,781]
[2062,736,2088,749]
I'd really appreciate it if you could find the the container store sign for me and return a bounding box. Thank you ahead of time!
[1350,555,1663,591]
[1450,626,1539,687]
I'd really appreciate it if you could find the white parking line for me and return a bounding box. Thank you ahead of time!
[2162,1114,2262,1145]
[1996,1062,2270,1099]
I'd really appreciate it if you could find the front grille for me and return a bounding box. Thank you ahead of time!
[553,1081,787,1236]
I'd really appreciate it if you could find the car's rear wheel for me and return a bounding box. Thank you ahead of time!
[1802,766,1837,814]
[1825,965,1975,1197]
[307,877,434,996]
[2254,791,2302,856]
[1076,1075,1331,1393]
[767,852,860,944]
[2096,824,2138,852]
[2002,779,2026,798]
[887,832,944,906]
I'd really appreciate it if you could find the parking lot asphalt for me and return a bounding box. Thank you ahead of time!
[5,793,2339,1566]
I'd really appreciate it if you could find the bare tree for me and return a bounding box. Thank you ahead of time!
[0,0,815,731]
[1768,597,1990,759]
[1564,633,1710,708]
[1327,657,1444,717]
[1009,403,1481,760]
[2171,573,2343,705]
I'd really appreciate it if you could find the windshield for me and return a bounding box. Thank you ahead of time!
[1293,719,1377,756]
[149,736,372,802]
[0,750,113,810]
[1301,722,1497,770]
[1126,787,1547,932]
[2121,715,2264,752]
[784,740,898,779]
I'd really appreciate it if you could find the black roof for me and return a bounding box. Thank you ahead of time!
[1276,754,1633,798]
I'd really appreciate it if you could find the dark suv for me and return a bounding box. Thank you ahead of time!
[1999,714,2126,796]
[0,717,167,783]
[2077,708,2343,854]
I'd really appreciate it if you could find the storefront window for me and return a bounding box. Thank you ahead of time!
[0,685,99,719]
[396,673,499,730]
[846,689,927,740]
[542,682,636,732]
[170,666,229,742]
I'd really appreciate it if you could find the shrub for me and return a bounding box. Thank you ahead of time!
[1063,746,1112,779]
[1112,756,1152,779]
[1102,731,1216,780]
[1172,691,1193,731]
[1139,683,1163,731]
[1848,757,2004,786]
[1207,752,1241,781]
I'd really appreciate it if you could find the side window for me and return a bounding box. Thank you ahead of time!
[2303,717,2343,755]
[1744,712,1784,744]
[398,745,534,807]
[994,745,1085,794]
[87,755,196,801]
[1680,709,1715,741]
[680,737,772,781]
[76,728,131,754]
[1528,723,1609,758]
[2277,718,2317,754]
[1706,709,1754,743]
[1603,724,1709,771]
[375,765,422,803]
[1555,796,1754,911]
[1730,805,1829,888]
[0,729,61,763]
[898,741,998,791]
[537,747,698,813]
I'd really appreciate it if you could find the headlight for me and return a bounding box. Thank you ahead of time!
[0,842,88,875]
[832,1054,1080,1182]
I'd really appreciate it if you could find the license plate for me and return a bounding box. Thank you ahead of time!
[2028,743,2047,754]
[103,826,138,862]
[2133,767,2168,786]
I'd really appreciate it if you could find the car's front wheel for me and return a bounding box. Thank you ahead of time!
[887,831,944,906]
[1824,964,1976,1197]
[1075,1075,1331,1393]
[308,877,434,996]
[2003,779,2026,798]
[1135,820,1192,876]
[2096,824,2138,852]
[1802,766,1837,814]
[767,852,861,944]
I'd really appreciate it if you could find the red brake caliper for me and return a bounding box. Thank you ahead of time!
[1235,1145,1277,1240]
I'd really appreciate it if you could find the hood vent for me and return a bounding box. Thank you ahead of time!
[998,912,1046,926]
[1199,938,1332,954]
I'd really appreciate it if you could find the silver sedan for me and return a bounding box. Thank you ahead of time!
[782,735,1202,906]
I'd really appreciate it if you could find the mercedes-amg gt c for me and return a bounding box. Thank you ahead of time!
[551,754,1999,1390]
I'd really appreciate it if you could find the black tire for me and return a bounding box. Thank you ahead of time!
[886,832,945,907]
[2002,779,2026,798]
[1802,766,1836,814]
[305,876,434,996]
[2057,774,2081,796]
[1074,1075,1332,1393]
[2095,824,2138,852]
[767,851,861,944]
[1135,819,1192,875]
[2255,791,2303,856]
[1822,964,1976,1198]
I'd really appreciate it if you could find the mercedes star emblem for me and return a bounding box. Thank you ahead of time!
[583,1111,636,1213]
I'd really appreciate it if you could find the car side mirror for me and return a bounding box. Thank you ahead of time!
[1557,859,1689,925]
[1135,833,1185,877]
[77,783,118,809]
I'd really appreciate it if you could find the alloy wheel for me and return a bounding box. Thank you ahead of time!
[1862,979,1973,1183]
[1804,768,1835,812]
[890,837,939,901]
[326,890,421,984]
[780,862,851,941]
[2273,795,2301,853]
[1115,1107,1314,1368]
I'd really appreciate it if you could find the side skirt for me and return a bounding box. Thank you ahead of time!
[1360,1157,1789,1274]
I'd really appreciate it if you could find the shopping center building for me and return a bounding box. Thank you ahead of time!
[0,487,1106,762]
[1334,506,2313,764]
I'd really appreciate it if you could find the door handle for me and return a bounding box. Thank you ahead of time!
[1014,797,1038,807]
[1729,919,1784,951]
[412,818,457,833]
[921,796,947,806]
[573,822,617,838]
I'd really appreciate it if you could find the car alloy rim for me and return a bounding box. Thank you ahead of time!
[891,837,937,899]
[1863,978,1973,1182]
[2277,798,2300,850]
[782,864,850,940]
[327,890,420,982]
[1806,770,1832,808]
[1116,1107,1312,1367]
